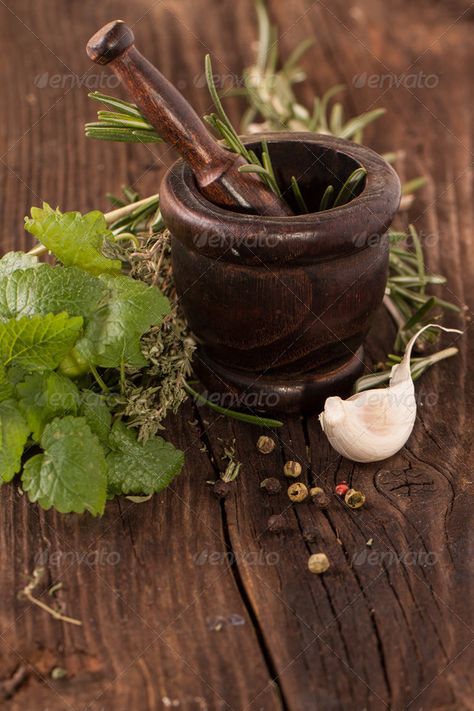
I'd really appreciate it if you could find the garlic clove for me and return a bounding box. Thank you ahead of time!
[319,324,462,463]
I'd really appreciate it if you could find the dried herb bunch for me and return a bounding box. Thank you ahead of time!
[107,226,195,439]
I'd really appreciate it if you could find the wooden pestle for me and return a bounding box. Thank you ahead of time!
[87,21,292,216]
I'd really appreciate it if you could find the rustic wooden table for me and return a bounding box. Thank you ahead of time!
[0,1,472,709]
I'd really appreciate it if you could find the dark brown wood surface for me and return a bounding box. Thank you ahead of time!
[0,1,472,709]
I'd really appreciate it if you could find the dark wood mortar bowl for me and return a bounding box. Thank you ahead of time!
[160,132,401,414]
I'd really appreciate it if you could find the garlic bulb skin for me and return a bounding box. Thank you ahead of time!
[319,324,461,463]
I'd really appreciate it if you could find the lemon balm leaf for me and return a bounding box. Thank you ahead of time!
[77,275,170,368]
[79,390,112,446]
[0,313,83,371]
[0,399,30,483]
[24,203,121,276]
[106,420,183,496]
[0,252,40,276]
[16,372,80,441]
[22,416,107,515]
[0,264,107,322]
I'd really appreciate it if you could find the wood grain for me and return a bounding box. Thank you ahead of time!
[0,0,472,709]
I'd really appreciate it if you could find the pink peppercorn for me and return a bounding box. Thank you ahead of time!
[335,482,349,497]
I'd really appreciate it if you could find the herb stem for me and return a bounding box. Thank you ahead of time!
[183,382,283,428]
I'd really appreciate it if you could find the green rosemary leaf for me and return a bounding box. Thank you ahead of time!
[282,37,315,74]
[238,163,271,175]
[267,25,279,74]
[408,225,426,295]
[402,177,427,195]
[401,296,437,332]
[106,193,127,208]
[333,168,367,208]
[255,0,272,72]
[205,55,245,153]
[183,382,283,428]
[88,91,143,118]
[96,111,156,131]
[391,284,460,312]
[389,275,446,286]
[85,126,162,143]
[122,186,139,203]
[290,176,309,213]
[329,102,344,135]
[337,108,386,140]
[319,184,334,211]
[318,85,345,132]
[388,230,409,244]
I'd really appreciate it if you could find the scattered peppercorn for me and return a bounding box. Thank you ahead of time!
[302,525,318,543]
[335,481,349,497]
[345,488,366,509]
[51,667,68,680]
[283,460,302,478]
[308,552,330,574]
[260,477,281,494]
[287,482,308,502]
[212,480,232,499]
[309,486,330,508]
[257,435,276,454]
[267,514,286,533]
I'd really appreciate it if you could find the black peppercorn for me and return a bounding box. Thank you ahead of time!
[212,480,232,499]
[302,525,318,543]
[260,477,281,494]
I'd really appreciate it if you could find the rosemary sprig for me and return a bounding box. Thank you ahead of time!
[385,224,460,350]
[354,346,459,392]
[85,92,163,143]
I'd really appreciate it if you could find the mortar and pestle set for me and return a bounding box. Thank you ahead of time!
[87,21,401,415]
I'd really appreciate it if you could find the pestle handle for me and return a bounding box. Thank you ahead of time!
[87,21,292,216]
[87,21,228,178]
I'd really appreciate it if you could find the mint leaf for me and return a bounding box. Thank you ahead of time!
[0,313,83,371]
[0,252,40,276]
[80,390,112,446]
[0,264,107,322]
[0,364,14,402]
[0,399,30,483]
[106,421,183,496]
[24,203,121,276]
[17,372,80,441]
[77,275,170,368]
[22,416,107,515]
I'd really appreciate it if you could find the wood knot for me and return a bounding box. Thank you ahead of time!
[376,467,436,498]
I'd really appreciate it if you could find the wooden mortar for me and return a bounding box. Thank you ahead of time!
[160,132,401,414]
